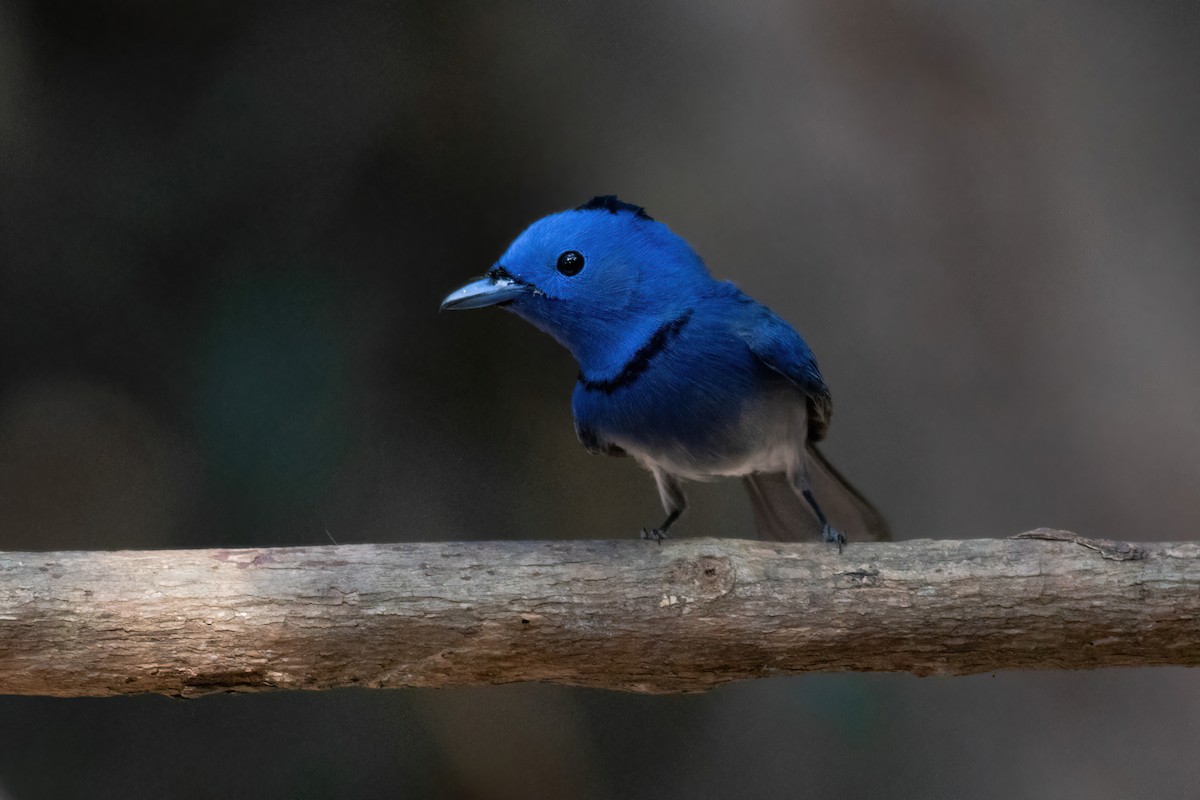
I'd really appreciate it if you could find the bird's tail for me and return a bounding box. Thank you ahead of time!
[743,444,891,542]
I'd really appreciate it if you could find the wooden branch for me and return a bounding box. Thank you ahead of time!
[1,530,1197,697]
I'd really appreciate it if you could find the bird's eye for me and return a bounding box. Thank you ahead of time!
[556,250,585,276]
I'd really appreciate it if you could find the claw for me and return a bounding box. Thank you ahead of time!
[640,528,671,544]
[822,524,846,553]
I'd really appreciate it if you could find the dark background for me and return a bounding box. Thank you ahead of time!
[2,1,1199,797]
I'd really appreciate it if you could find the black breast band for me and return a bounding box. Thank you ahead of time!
[577,309,694,394]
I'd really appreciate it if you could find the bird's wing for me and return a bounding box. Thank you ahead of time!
[574,421,627,457]
[740,310,833,441]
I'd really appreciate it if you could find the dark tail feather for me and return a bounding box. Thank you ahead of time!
[743,445,891,542]
[805,444,891,541]
[743,471,823,542]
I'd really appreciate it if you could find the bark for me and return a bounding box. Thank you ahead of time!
[0,529,1196,697]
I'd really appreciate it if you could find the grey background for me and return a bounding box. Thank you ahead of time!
[1,1,1198,797]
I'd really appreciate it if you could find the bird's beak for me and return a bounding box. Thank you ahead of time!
[439,275,527,311]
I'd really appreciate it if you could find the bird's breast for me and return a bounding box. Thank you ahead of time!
[571,335,806,479]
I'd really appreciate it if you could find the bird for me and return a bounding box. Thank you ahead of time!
[441,196,890,545]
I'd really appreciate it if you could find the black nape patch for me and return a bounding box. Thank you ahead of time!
[575,195,653,221]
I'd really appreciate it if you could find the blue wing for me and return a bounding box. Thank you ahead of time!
[740,307,832,441]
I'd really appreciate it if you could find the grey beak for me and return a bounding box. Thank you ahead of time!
[440,276,527,311]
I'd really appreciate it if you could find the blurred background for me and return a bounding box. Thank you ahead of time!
[1,0,1198,797]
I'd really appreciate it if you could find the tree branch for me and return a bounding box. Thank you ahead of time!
[1,530,1197,696]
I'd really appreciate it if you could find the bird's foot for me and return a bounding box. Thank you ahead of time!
[640,528,671,544]
[822,524,846,553]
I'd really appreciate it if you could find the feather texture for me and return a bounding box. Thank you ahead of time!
[442,197,890,542]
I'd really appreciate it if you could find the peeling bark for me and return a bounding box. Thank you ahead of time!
[1,529,1197,696]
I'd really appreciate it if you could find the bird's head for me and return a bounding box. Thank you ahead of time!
[441,196,710,369]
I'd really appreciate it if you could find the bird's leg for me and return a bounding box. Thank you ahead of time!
[801,489,845,552]
[641,508,681,542]
[790,464,846,551]
[642,469,686,543]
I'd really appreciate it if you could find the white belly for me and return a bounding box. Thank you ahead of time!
[617,388,809,481]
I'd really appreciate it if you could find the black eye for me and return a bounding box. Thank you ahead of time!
[556,250,584,276]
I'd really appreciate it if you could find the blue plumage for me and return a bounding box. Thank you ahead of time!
[441,197,889,543]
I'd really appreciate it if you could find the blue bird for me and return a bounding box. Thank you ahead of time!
[441,196,889,544]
